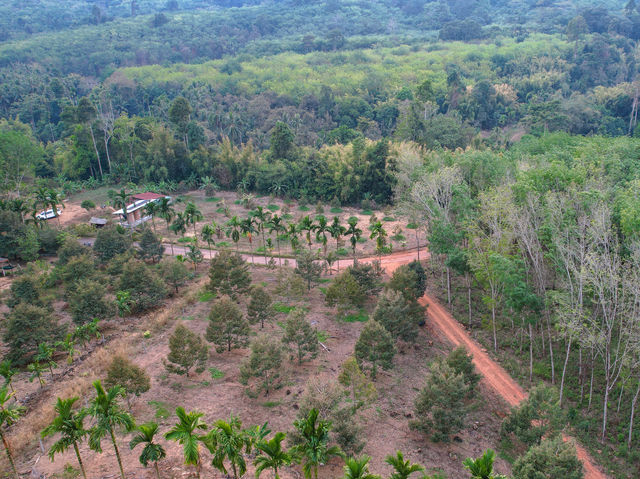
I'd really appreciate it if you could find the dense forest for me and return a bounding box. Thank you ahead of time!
[2,0,640,478]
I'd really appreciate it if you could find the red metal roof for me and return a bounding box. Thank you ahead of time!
[132,192,165,200]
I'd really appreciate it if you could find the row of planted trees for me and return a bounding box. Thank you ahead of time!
[0,380,504,479]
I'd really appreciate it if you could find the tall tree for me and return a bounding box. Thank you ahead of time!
[201,223,216,259]
[206,296,250,353]
[184,201,203,238]
[299,216,316,251]
[328,217,346,272]
[346,217,362,265]
[41,397,89,479]
[269,214,287,267]
[158,197,176,255]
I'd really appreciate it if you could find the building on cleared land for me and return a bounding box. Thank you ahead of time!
[112,193,171,228]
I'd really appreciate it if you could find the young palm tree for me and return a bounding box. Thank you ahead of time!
[205,416,251,479]
[130,422,166,479]
[240,216,257,263]
[253,206,272,253]
[0,361,16,393]
[201,224,216,259]
[170,212,188,249]
[346,217,362,266]
[315,216,330,260]
[41,397,89,479]
[385,451,424,479]
[342,456,380,479]
[184,201,203,237]
[369,221,388,262]
[299,216,316,251]
[34,186,51,213]
[112,188,131,230]
[268,214,287,267]
[28,360,46,388]
[0,386,25,479]
[158,197,176,255]
[254,432,292,479]
[45,189,65,226]
[462,450,507,479]
[165,407,208,479]
[328,217,346,272]
[144,201,160,233]
[287,223,300,252]
[291,408,343,479]
[86,380,135,479]
[226,216,242,253]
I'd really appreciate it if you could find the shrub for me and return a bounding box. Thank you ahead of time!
[207,249,251,299]
[373,289,423,342]
[165,324,208,377]
[346,262,383,295]
[282,309,318,364]
[206,296,249,353]
[105,356,151,407]
[7,274,43,308]
[94,226,131,263]
[512,436,583,479]
[68,279,115,324]
[240,335,283,395]
[324,271,366,314]
[57,238,91,265]
[81,200,96,211]
[117,259,168,313]
[354,320,395,378]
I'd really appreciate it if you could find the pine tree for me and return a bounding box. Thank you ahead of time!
[372,289,423,342]
[295,250,322,291]
[325,271,366,315]
[282,309,318,364]
[206,296,250,353]
[354,320,395,378]
[247,286,274,328]
[208,249,251,299]
[138,227,164,263]
[338,357,377,411]
[166,324,209,377]
[240,335,283,395]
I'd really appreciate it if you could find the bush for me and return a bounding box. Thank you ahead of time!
[373,289,423,342]
[67,279,114,324]
[282,309,318,364]
[346,261,383,295]
[160,259,190,293]
[388,262,426,301]
[117,259,168,313]
[165,324,208,377]
[446,346,480,396]
[354,320,395,378]
[81,200,95,211]
[105,356,151,407]
[512,436,583,479]
[240,335,283,395]
[207,249,251,299]
[37,227,61,254]
[137,227,164,263]
[94,226,131,263]
[7,274,44,308]
[324,271,366,314]
[206,296,249,353]
[57,238,91,265]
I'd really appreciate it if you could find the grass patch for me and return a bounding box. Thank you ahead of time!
[199,290,215,302]
[273,302,296,314]
[234,199,242,205]
[283,214,293,220]
[406,223,418,229]
[205,197,222,202]
[340,309,369,323]
[298,205,310,211]
[262,400,282,408]
[392,234,406,242]
[148,400,172,420]
[182,315,196,321]
[348,216,359,222]
[361,209,373,215]
[330,207,343,213]
[216,207,226,214]
[267,204,280,211]
[317,330,329,342]
[336,248,349,256]
[177,237,193,243]
[217,241,230,247]
[383,216,395,222]
[209,367,224,379]
[357,237,367,243]
[318,278,332,283]
[319,287,327,295]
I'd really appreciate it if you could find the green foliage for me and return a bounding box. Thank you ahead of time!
[7,273,43,308]
[446,346,480,396]
[411,360,469,442]
[166,324,208,377]
[282,309,318,364]
[512,437,584,479]
[117,259,168,313]
[291,408,344,479]
[207,249,251,299]
[93,227,131,263]
[346,262,383,295]
[385,451,425,479]
[338,357,377,411]
[295,250,323,291]
[247,286,274,328]
[463,450,507,479]
[67,279,114,324]
[354,320,395,378]
[137,227,164,263]
[325,270,366,314]
[373,289,423,342]
[105,356,151,402]
[160,258,190,294]
[240,335,283,395]
[206,296,249,353]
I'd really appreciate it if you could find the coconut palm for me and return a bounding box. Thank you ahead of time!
[130,422,166,479]
[299,216,316,251]
[226,216,242,253]
[0,386,25,479]
[41,397,89,479]
[201,224,216,259]
[463,450,507,479]
[342,456,380,479]
[254,432,292,479]
[0,361,16,393]
[345,217,362,266]
[205,416,251,479]
[253,206,272,253]
[165,407,208,479]
[385,451,424,479]
[158,197,176,255]
[328,217,346,272]
[241,216,257,263]
[184,201,203,237]
[291,408,343,479]
[268,214,287,267]
[86,380,135,479]
[369,221,388,262]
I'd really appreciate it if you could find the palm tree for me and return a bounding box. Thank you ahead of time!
[226,216,242,253]
[157,197,176,254]
[201,224,216,259]
[291,408,343,479]
[385,451,424,479]
[342,456,380,479]
[184,201,203,237]
[9,198,29,223]
[369,221,388,262]
[241,216,257,263]
[144,200,160,233]
[112,188,131,230]
[287,223,300,252]
[41,397,89,479]
[0,361,16,393]
[253,206,272,253]
[0,386,24,479]
[28,360,46,388]
[462,450,507,479]
[328,217,346,272]
[315,216,330,260]
[254,432,292,479]
[86,380,135,479]
[268,214,287,267]
[130,422,166,479]
[165,407,208,479]
[170,212,188,249]
[34,186,50,213]
[299,216,316,251]
[345,217,362,266]
[205,417,251,479]
[47,189,65,225]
